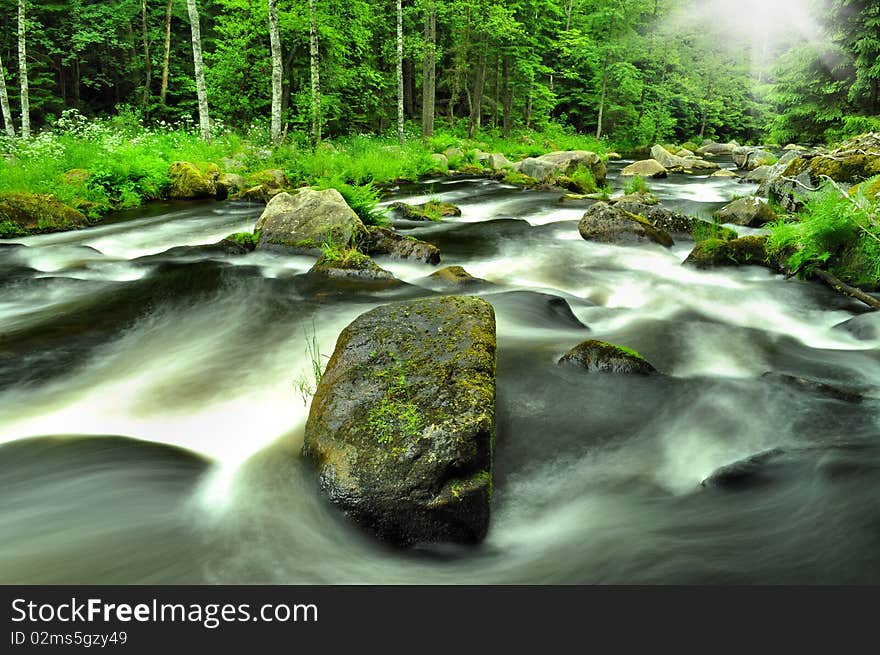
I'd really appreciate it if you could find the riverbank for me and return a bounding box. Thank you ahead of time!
[0,114,613,237]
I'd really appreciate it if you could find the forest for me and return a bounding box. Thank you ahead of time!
[0,0,878,148]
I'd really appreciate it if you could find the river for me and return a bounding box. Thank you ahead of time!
[2,159,879,583]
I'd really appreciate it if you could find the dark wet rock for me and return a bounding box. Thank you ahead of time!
[762,372,866,403]
[684,236,771,269]
[579,202,674,247]
[255,189,363,253]
[621,159,668,178]
[0,193,89,237]
[359,226,441,265]
[302,296,496,546]
[168,161,218,200]
[390,200,462,221]
[700,448,786,490]
[558,339,656,374]
[833,313,880,341]
[714,196,777,227]
[486,290,589,330]
[615,201,696,235]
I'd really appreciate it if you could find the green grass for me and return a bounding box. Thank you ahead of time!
[624,175,650,195]
[691,219,738,243]
[224,230,261,248]
[293,322,326,406]
[313,176,388,226]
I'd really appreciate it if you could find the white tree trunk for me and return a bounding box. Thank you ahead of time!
[269,0,283,144]
[396,0,404,146]
[18,0,29,140]
[160,0,173,105]
[185,0,211,141]
[0,54,14,138]
[309,0,321,148]
[141,0,152,105]
[421,1,436,138]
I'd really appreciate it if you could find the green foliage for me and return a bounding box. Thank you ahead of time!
[691,220,737,243]
[319,240,372,267]
[225,231,260,248]
[766,182,878,281]
[314,176,388,226]
[624,175,650,195]
[569,168,598,194]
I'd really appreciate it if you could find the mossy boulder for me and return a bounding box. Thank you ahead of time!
[390,200,462,221]
[0,193,89,237]
[255,189,364,253]
[614,201,696,235]
[309,251,397,282]
[168,161,218,200]
[710,169,739,178]
[216,173,247,198]
[221,231,260,252]
[684,235,771,269]
[358,225,441,264]
[430,153,449,171]
[714,196,777,227]
[621,159,668,178]
[579,202,674,247]
[558,339,656,375]
[427,265,489,289]
[762,133,880,210]
[302,295,497,546]
[519,150,606,186]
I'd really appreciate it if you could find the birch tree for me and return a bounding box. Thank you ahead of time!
[185,0,211,140]
[269,0,283,143]
[18,0,30,139]
[160,0,173,105]
[141,0,152,105]
[0,54,13,139]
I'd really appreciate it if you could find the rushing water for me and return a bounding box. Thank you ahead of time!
[2,161,879,584]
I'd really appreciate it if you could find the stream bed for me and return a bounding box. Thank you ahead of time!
[2,160,879,583]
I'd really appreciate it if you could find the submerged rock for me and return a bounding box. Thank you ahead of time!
[714,196,777,227]
[558,339,656,375]
[579,202,674,247]
[833,312,880,341]
[0,193,89,237]
[255,189,363,253]
[701,448,786,490]
[168,161,218,200]
[359,226,441,264]
[621,159,668,178]
[302,296,497,546]
[762,372,865,403]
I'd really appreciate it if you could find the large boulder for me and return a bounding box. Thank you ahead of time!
[302,296,497,546]
[732,147,776,171]
[488,153,512,171]
[614,201,696,235]
[519,150,606,186]
[255,189,363,252]
[714,196,777,227]
[558,339,656,375]
[168,161,218,200]
[621,159,668,178]
[579,202,674,247]
[696,141,739,156]
[359,226,441,264]
[0,193,89,237]
[745,165,771,183]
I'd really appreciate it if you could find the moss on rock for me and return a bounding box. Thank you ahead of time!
[684,235,772,269]
[558,339,657,375]
[0,193,89,237]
